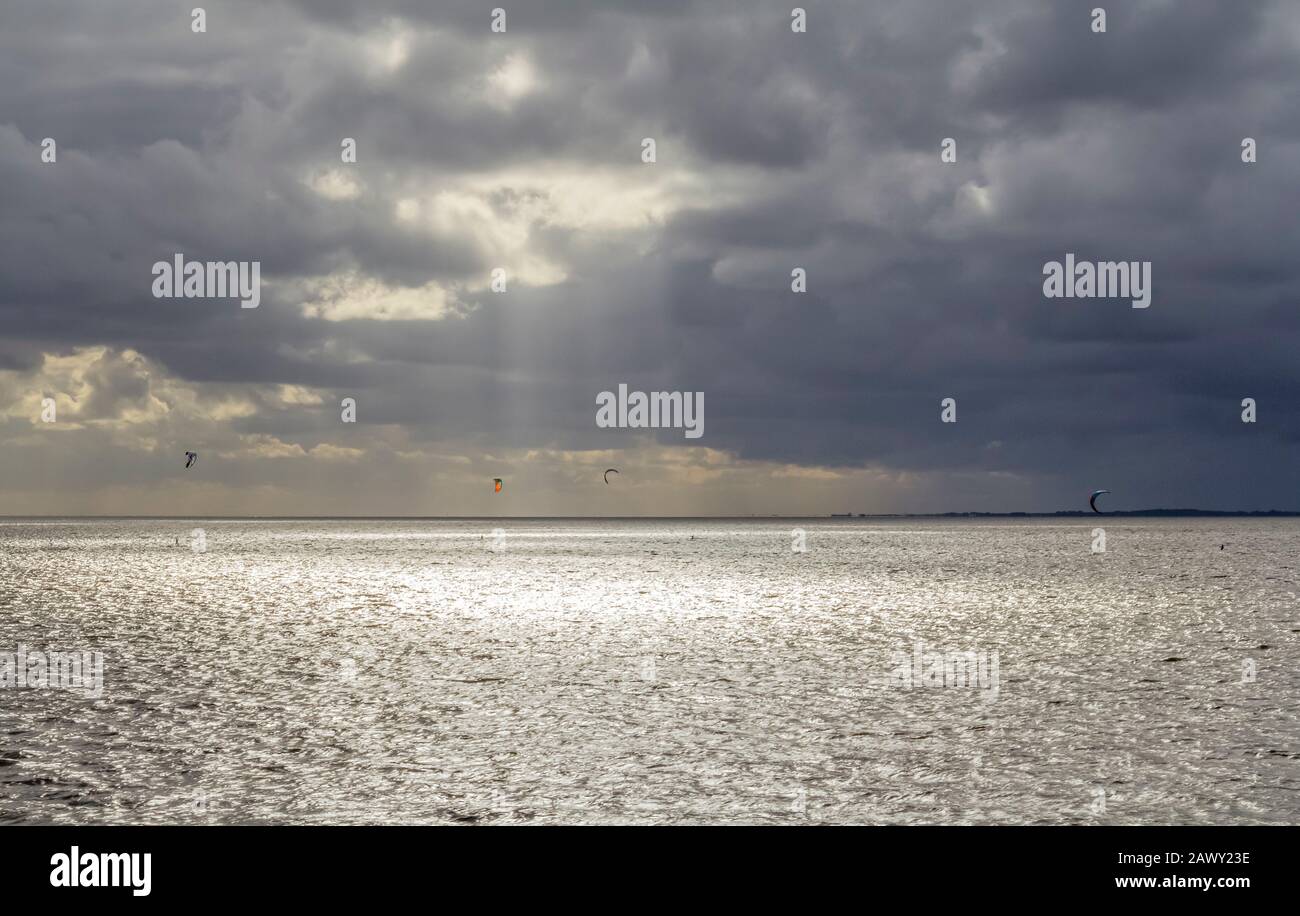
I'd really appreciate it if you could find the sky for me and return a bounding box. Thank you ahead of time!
[1,0,1298,516]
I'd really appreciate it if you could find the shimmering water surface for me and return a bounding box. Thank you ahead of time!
[1,518,1296,825]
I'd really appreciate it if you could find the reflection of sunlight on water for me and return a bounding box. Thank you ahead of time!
[0,517,1296,825]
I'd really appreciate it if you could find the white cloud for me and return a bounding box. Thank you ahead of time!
[298,270,454,322]
[306,168,362,201]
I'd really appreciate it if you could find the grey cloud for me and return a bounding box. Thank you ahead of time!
[1,0,1298,513]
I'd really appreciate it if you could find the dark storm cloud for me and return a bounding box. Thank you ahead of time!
[2,0,1298,512]
[970,1,1281,113]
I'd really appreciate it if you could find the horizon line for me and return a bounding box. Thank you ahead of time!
[2,509,1299,521]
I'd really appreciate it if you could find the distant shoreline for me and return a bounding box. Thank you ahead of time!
[829,509,1300,518]
[1,510,1298,521]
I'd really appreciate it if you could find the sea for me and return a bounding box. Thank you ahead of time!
[1,517,1296,825]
